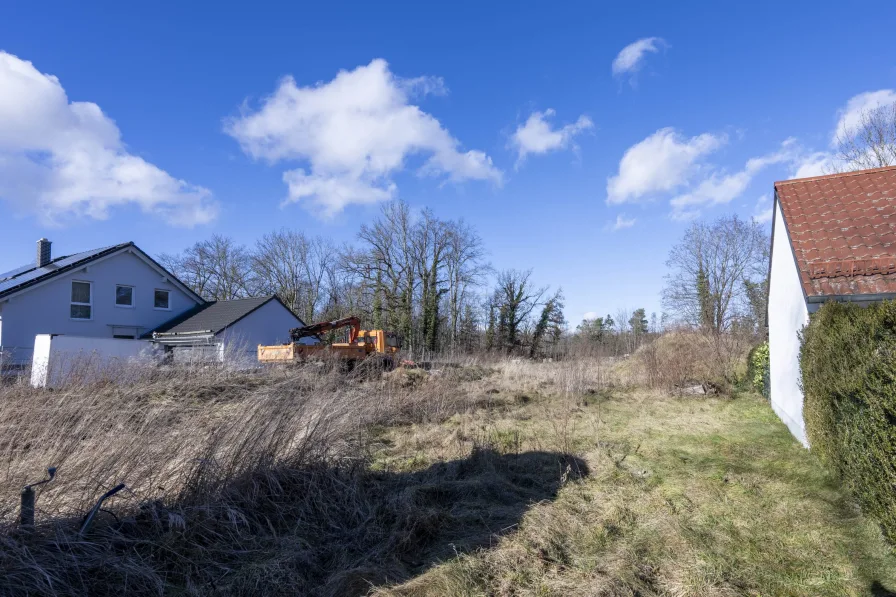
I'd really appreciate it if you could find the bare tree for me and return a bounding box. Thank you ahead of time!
[413,209,452,353]
[834,101,896,171]
[251,230,335,322]
[614,308,632,355]
[457,300,482,353]
[344,201,418,346]
[160,235,252,301]
[663,215,769,335]
[445,220,490,351]
[492,269,546,352]
[340,201,490,355]
[319,256,368,324]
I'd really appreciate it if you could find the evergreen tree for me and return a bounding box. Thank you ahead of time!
[548,290,566,346]
[577,317,605,342]
[458,303,478,352]
[629,308,648,335]
[530,299,554,357]
[485,299,497,351]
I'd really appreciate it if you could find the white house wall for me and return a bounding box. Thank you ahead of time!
[0,250,200,364]
[217,300,305,361]
[768,200,810,446]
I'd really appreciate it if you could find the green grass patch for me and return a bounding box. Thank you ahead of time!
[376,389,896,596]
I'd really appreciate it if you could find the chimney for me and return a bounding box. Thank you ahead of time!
[36,238,52,268]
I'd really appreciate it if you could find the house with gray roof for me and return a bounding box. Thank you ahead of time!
[0,239,308,369]
[146,295,312,361]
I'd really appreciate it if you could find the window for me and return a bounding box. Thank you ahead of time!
[71,281,92,320]
[154,289,170,310]
[113,334,135,340]
[115,285,134,307]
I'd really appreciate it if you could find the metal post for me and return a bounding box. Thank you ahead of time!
[19,487,35,529]
[19,466,55,532]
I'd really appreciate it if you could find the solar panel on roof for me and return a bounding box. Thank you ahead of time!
[0,244,126,297]
[0,263,36,282]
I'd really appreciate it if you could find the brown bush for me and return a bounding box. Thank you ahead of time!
[631,329,753,394]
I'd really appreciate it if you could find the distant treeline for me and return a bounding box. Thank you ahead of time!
[160,201,565,357]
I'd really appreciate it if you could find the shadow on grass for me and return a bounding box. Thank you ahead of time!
[0,449,588,596]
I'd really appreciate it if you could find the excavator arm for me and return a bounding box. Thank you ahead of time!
[290,316,361,343]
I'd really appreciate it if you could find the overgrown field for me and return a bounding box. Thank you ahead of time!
[0,358,893,596]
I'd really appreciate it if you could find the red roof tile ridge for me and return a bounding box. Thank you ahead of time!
[775,164,896,187]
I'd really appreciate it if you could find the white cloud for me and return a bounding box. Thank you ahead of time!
[606,127,725,204]
[669,170,752,210]
[225,59,502,216]
[510,109,593,166]
[606,88,896,222]
[670,208,702,222]
[607,127,814,219]
[668,140,796,217]
[283,169,396,218]
[612,37,667,79]
[0,52,216,227]
[833,89,896,142]
[791,151,833,178]
[609,213,636,231]
[753,193,773,224]
[771,89,896,181]
[783,89,896,178]
[582,311,599,321]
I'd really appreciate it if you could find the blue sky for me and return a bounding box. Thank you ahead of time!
[1,1,895,324]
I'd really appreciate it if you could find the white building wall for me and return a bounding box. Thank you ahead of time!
[30,334,160,388]
[0,250,200,364]
[768,200,810,446]
[217,300,305,361]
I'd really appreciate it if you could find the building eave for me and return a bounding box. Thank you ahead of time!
[805,292,896,304]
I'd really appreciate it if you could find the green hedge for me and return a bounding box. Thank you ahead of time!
[800,300,896,543]
[747,341,769,399]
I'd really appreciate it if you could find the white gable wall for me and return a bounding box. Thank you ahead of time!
[768,200,810,446]
[216,299,305,360]
[0,250,200,364]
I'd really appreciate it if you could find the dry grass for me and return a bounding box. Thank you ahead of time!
[370,360,896,596]
[0,356,893,596]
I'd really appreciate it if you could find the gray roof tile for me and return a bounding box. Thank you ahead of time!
[148,296,301,336]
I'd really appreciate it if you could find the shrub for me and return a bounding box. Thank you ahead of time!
[747,341,770,398]
[632,329,753,394]
[800,300,896,543]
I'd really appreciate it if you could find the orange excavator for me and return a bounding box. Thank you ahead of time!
[257,316,402,367]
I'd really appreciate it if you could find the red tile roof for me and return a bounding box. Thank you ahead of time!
[775,165,896,297]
